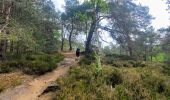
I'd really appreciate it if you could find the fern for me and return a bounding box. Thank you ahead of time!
[94,51,102,75]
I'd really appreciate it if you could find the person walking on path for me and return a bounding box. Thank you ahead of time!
[76,48,80,57]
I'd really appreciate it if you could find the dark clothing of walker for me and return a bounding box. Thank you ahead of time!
[76,48,80,57]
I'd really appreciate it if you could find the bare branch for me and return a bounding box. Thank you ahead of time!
[0,23,9,33]
[98,34,110,44]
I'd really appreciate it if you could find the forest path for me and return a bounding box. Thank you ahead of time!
[0,52,77,100]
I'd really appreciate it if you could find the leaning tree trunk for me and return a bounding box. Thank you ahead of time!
[85,1,99,53]
[85,18,97,53]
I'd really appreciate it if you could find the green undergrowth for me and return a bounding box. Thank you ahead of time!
[0,53,64,75]
[103,53,170,76]
[54,62,170,100]
[79,53,96,65]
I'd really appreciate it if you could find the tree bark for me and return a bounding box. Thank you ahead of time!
[85,21,88,40]
[126,33,133,56]
[69,29,73,51]
[61,27,64,51]
[119,45,122,55]
[128,46,133,56]
[85,18,97,53]
[144,45,147,61]
[0,40,5,60]
[150,44,153,61]
[16,41,19,54]
[10,40,14,52]
[69,20,74,51]
[4,39,8,53]
[85,2,100,53]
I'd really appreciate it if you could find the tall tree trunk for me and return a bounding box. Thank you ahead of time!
[119,45,122,55]
[85,18,97,53]
[10,40,14,53]
[128,46,133,56]
[69,30,73,51]
[144,45,147,61]
[69,20,74,51]
[0,40,5,61]
[4,39,8,53]
[126,34,133,56]
[85,0,100,53]
[85,21,88,40]
[16,41,19,55]
[61,27,64,51]
[150,44,153,61]
[150,55,152,61]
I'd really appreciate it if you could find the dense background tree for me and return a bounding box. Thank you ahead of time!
[61,0,79,51]
[0,0,61,60]
[105,0,152,57]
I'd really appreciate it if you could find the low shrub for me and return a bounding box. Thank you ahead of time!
[22,53,64,75]
[23,60,55,75]
[106,70,123,87]
[141,74,170,98]
[25,55,36,61]
[114,81,151,100]
[54,64,170,100]
[0,62,14,73]
[112,60,132,67]
[4,53,22,60]
[104,54,136,61]
[162,65,170,75]
[111,60,147,68]
[55,65,116,99]
[103,54,149,68]
[0,66,13,73]
[79,53,96,65]
[51,53,64,63]
[131,61,146,67]
[0,53,64,75]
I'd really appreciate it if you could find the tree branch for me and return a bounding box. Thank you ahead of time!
[98,25,121,34]
[98,34,110,44]
[0,23,9,33]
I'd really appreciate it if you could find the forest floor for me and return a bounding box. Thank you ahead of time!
[0,52,77,100]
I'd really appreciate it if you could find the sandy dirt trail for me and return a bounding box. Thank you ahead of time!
[0,53,77,100]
